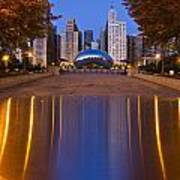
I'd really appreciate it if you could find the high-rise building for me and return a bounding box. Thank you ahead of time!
[127,35,136,63]
[33,37,47,67]
[60,19,82,61]
[134,35,144,61]
[60,32,67,60]
[127,35,159,65]
[47,25,58,64]
[108,6,127,62]
[100,23,108,52]
[84,30,94,49]
[100,27,107,52]
[56,34,61,61]
[66,19,82,61]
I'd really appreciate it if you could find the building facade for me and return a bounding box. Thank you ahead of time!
[91,41,99,50]
[60,32,67,60]
[108,6,127,62]
[66,19,82,61]
[60,19,82,61]
[84,30,94,49]
[47,25,58,65]
[127,35,136,63]
[33,37,47,67]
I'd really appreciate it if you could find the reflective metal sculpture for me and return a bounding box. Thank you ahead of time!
[74,49,113,69]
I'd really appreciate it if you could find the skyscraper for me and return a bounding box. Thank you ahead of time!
[65,19,82,61]
[127,35,136,63]
[33,37,47,67]
[47,25,58,64]
[60,19,82,61]
[108,6,127,62]
[56,34,61,61]
[100,26,108,52]
[60,32,67,59]
[84,30,94,49]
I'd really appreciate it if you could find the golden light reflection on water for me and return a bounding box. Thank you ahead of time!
[0,96,179,180]
[137,96,144,166]
[0,98,12,165]
[154,96,167,180]
[137,96,142,148]
[0,175,7,180]
[23,96,35,178]
[51,96,55,147]
[127,98,132,169]
[178,98,180,130]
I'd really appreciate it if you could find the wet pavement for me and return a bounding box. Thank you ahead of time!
[0,96,179,180]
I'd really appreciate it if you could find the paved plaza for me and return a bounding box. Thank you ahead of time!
[0,74,179,97]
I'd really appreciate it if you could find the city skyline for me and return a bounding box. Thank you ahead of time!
[59,6,128,63]
[51,0,139,37]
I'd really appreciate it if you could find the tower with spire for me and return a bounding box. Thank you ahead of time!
[108,5,127,62]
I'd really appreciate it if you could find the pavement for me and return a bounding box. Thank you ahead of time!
[0,73,179,98]
[0,72,52,89]
[133,73,180,91]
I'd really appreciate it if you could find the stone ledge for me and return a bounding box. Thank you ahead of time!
[133,74,180,91]
[0,73,53,90]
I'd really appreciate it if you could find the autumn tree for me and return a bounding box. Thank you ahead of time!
[123,0,180,55]
[0,0,50,50]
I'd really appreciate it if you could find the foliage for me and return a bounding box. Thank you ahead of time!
[0,0,50,50]
[123,0,180,54]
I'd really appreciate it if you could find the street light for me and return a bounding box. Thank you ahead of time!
[176,57,180,64]
[2,54,10,62]
[28,52,33,58]
[155,53,161,60]
[2,54,10,71]
[155,53,161,72]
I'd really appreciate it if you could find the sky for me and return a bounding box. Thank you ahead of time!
[50,0,139,38]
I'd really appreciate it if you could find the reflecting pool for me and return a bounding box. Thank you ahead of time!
[0,96,179,180]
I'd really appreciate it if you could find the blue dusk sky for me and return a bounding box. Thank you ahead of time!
[50,0,139,38]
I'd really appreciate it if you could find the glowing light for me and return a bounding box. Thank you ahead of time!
[154,96,167,180]
[0,176,7,180]
[2,55,10,62]
[178,98,180,129]
[127,98,132,160]
[28,52,33,58]
[137,96,144,157]
[155,53,161,60]
[0,98,12,165]
[51,96,55,147]
[23,96,35,178]
[176,57,180,64]
[137,96,142,144]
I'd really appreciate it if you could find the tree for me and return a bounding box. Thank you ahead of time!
[0,0,50,50]
[123,0,180,54]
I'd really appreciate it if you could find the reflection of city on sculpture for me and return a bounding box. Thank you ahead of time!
[74,49,113,69]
